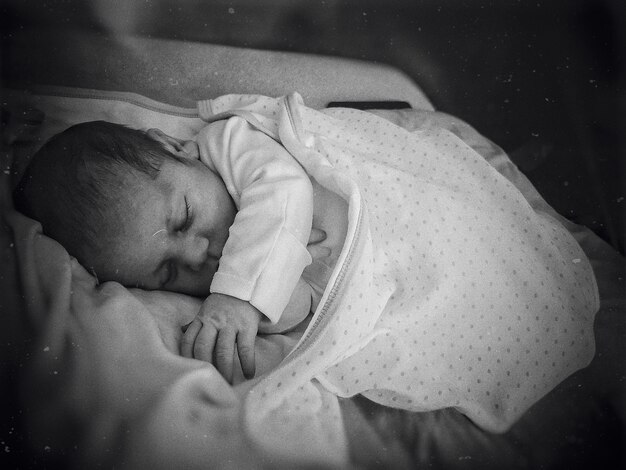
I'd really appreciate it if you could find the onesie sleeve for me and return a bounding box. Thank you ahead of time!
[196,117,313,323]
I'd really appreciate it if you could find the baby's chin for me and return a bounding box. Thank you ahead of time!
[168,263,217,297]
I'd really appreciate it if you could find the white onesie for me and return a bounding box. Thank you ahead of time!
[195,116,348,333]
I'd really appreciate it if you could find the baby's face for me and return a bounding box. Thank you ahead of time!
[94,158,236,296]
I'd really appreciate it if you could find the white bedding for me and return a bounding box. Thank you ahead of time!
[3,88,623,469]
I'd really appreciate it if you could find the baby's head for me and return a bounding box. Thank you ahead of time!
[14,121,236,296]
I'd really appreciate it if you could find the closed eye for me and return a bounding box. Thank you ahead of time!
[179,197,193,232]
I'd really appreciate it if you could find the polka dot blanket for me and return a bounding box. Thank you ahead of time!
[199,93,599,459]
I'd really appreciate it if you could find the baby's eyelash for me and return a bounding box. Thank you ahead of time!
[180,197,193,232]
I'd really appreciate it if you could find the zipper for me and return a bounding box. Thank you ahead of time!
[294,202,362,356]
[246,200,363,397]
[241,95,366,459]
[247,94,366,384]
[240,202,363,458]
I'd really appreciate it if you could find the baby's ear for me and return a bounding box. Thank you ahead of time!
[146,128,199,160]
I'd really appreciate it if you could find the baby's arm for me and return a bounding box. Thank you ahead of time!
[182,117,314,379]
[182,229,326,382]
[258,277,313,335]
[197,117,314,322]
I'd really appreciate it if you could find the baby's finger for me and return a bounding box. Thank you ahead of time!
[215,329,236,383]
[306,243,331,260]
[180,318,203,358]
[307,228,327,245]
[194,325,218,363]
[237,329,256,380]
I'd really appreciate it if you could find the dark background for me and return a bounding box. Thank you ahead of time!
[2,0,624,253]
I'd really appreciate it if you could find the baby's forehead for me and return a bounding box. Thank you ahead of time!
[97,173,167,231]
[99,157,199,237]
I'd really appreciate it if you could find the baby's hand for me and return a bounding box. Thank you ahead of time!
[307,228,331,260]
[181,293,262,383]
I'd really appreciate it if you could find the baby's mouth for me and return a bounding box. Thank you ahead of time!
[208,254,220,271]
[193,254,217,274]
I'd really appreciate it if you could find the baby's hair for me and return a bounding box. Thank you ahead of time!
[13,120,184,266]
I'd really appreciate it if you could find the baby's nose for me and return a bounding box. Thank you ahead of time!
[184,236,210,271]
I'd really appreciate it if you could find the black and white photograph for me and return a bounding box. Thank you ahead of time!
[1,1,624,469]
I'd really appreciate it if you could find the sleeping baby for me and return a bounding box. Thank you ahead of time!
[13,116,348,383]
[13,93,599,432]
